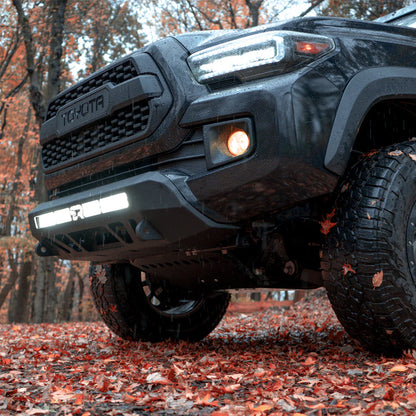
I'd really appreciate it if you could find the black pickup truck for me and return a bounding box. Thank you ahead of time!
[29,5,416,355]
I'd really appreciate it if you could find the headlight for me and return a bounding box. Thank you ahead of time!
[187,30,334,84]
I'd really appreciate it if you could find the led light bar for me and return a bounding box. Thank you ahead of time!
[34,192,129,229]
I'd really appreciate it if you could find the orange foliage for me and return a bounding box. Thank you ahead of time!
[148,0,268,37]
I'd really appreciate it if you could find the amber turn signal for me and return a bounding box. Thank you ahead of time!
[296,41,331,55]
[227,130,250,157]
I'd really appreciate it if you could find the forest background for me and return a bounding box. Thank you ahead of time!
[0,0,410,324]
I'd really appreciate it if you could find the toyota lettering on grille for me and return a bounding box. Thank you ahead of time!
[56,87,110,135]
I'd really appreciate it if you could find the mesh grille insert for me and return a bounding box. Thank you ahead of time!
[46,59,139,120]
[42,101,150,169]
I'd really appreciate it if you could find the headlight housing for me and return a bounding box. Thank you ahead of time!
[187,30,335,84]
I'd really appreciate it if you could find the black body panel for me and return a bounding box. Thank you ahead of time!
[28,13,416,289]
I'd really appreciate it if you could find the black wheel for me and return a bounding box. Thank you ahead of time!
[90,263,230,342]
[322,141,416,355]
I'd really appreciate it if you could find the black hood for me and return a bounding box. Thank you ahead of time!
[172,16,416,53]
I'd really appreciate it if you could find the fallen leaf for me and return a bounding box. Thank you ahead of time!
[146,372,172,385]
[95,266,107,284]
[223,383,241,393]
[308,403,327,410]
[409,154,416,161]
[320,209,337,235]
[390,364,408,372]
[196,394,220,407]
[372,271,383,288]
[342,263,356,276]
[363,150,378,157]
[302,356,317,366]
[383,387,395,400]
[74,393,83,405]
[255,404,273,412]
[388,150,403,156]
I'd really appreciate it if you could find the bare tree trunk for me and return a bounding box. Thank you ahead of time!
[45,259,57,322]
[8,259,33,323]
[250,292,261,301]
[0,251,18,310]
[293,290,307,303]
[245,0,263,27]
[32,258,46,323]
[77,270,85,320]
[11,0,46,125]
[59,265,75,321]
[46,0,68,101]
[4,107,31,235]
[12,0,69,323]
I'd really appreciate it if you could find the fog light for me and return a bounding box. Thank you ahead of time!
[227,130,250,156]
[203,118,254,169]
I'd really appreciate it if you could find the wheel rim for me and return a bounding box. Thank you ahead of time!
[406,200,416,286]
[140,272,201,316]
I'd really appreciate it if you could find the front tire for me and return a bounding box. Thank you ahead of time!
[90,263,230,342]
[322,142,416,355]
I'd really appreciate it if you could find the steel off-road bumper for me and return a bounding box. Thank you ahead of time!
[28,172,238,262]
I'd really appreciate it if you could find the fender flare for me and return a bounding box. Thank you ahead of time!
[324,67,416,175]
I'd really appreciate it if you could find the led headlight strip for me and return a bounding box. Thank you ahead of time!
[187,30,334,83]
[34,192,129,229]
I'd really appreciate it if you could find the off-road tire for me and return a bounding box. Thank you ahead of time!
[322,141,416,355]
[90,263,230,342]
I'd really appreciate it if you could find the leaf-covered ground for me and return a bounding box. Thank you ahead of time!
[1,292,416,416]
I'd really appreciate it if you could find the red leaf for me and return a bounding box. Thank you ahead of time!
[372,271,383,288]
[320,209,337,235]
[383,387,395,401]
[74,393,83,405]
[342,263,356,276]
[196,394,220,407]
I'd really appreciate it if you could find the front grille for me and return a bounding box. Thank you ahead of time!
[42,100,150,169]
[46,59,139,120]
[51,132,206,199]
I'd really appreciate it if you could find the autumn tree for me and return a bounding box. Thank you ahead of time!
[0,0,145,323]
[142,0,304,35]
[315,0,410,19]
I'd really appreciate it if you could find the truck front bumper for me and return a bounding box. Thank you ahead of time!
[29,172,238,262]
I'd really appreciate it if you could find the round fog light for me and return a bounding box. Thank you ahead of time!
[227,130,250,157]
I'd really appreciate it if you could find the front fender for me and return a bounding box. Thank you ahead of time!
[325,67,416,175]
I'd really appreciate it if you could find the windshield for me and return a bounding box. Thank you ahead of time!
[392,14,416,27]
[375,4,416,28]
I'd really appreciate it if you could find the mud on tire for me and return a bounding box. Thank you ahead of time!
[322,141,416,355]
[90,263,230,342]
